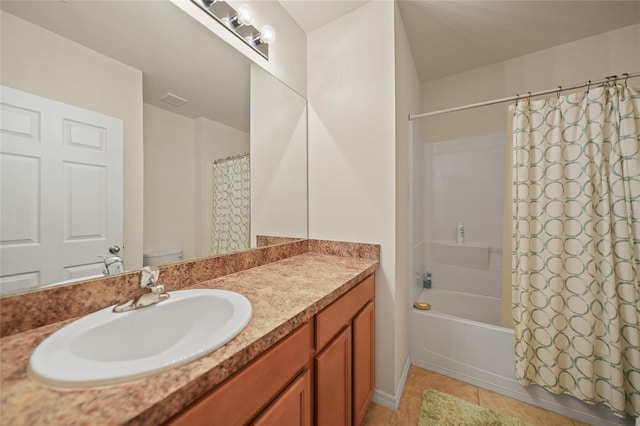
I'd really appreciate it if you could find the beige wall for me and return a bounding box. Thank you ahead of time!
[308,1,399,398]
[419,23,640,143]
[143,105,249,259]
[194,117,249,257]
[394,2,421,393]
[143,104,196,259]
[0,11,144,271]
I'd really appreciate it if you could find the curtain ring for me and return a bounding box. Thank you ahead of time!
[586,80,591,94]
[622,73,629,86]
[556,86,562,99]
[527,91,532,99]
[515,93,519,106]
[612,75,618,87]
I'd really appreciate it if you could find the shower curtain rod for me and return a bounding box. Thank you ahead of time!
[409,72,640,121]
[213,152,250,164]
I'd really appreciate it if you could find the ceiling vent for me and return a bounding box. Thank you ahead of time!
[160,92,187,107]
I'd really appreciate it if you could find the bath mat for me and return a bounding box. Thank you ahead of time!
[418,389,532,426]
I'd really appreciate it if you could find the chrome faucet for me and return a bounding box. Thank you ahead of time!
[113,267,170,313]
[100,255,124,276]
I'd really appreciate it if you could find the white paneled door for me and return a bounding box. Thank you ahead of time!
[0,86,123,294]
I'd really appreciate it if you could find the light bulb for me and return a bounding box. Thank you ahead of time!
[236,4,254,26]
[259,25,276,44]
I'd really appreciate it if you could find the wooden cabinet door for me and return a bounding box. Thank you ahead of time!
[352,302,375,425]
[315,326,352,426]
[252,370,311,426]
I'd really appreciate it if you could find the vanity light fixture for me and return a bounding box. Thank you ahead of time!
[255,24,276,45]
[191,0,275,60]
[233,4,254,27]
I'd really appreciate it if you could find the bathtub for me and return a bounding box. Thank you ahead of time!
[409,289,633,426]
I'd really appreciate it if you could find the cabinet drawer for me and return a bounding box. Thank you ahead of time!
[315,274,374,351]
[169,321,312,426]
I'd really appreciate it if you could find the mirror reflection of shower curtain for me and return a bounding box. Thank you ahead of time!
[210,154,250,255]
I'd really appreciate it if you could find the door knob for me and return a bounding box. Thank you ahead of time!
[109,245,121,254]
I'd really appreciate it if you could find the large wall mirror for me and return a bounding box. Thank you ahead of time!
[0,1,308,295]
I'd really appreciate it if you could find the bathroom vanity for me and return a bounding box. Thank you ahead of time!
[0,240,379,425]
[170,273,375,426]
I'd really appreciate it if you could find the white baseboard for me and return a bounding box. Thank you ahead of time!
[372,355,411,411]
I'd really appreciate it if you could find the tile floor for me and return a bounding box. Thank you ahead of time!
[361,365,590,426]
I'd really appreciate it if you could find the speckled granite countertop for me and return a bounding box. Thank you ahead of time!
[0,247,378,425]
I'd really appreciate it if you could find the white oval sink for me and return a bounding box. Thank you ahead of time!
[29,289,252,388]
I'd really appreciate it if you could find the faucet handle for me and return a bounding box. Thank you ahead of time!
[140,266,160,288]
[99,255,122,264]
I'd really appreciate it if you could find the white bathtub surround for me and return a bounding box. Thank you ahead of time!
[429,241,490,270]
[422,243,503,297]
[372,355,411,411]
[415,133,506,301]
[410,289,634,425]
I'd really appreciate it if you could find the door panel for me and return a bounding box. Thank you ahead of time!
[0,102,40,142]
[64,119,106,150]
[64,162,106,240]
[0,153,40,245]
[0,86,123,293]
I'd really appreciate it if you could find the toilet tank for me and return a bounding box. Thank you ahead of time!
[143,249,183,266]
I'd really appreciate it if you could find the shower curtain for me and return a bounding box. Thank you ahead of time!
[512,84,640,418]
[210,155,250,255]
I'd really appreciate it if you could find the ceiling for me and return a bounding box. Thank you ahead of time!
[4,0,639,119]
[281,0,640,82]
[279,0,370,32]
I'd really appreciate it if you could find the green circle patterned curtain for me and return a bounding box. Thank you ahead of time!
[210,155,250,255]
[512,84,640,418]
